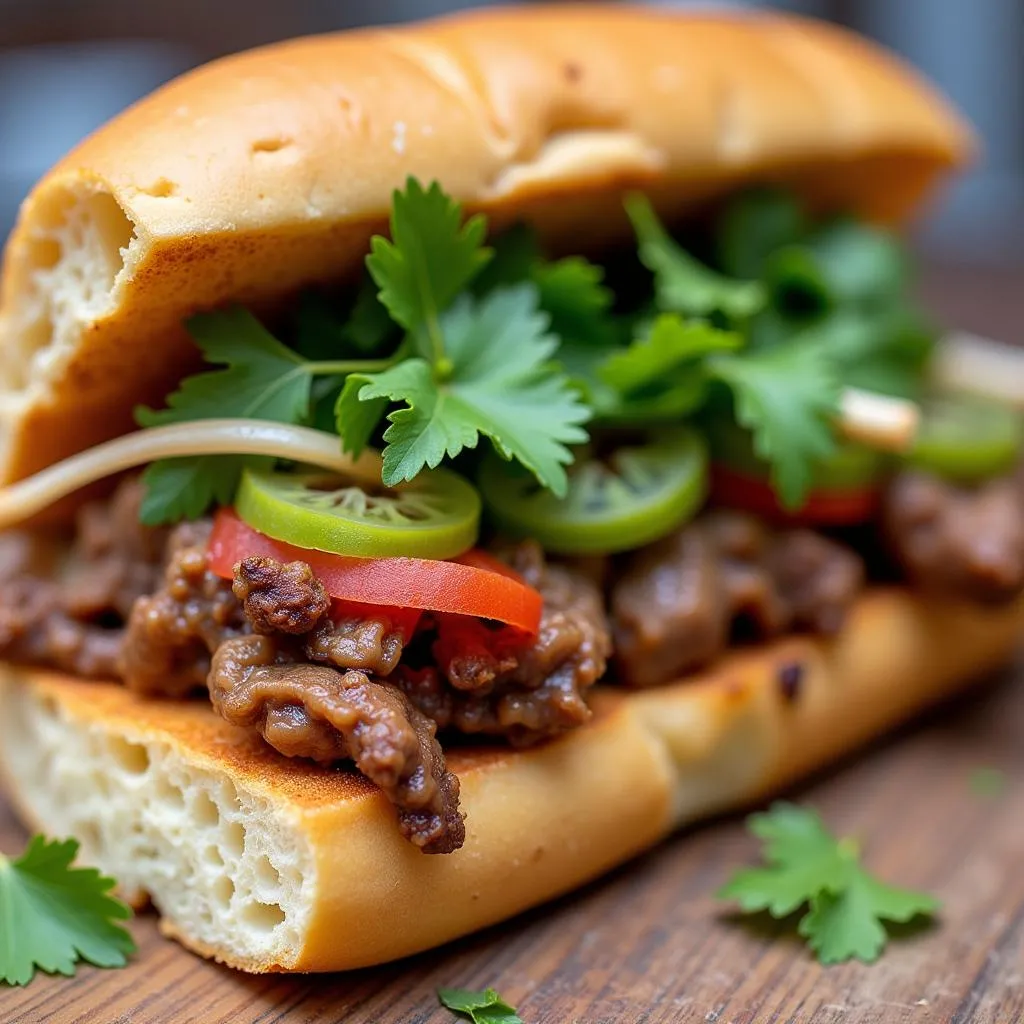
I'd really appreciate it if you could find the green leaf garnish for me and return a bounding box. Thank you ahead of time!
[969,767,1006,800]
[135,308,313,524]
[710,340,840,509]
[600,314,741,398]
[367,177,491,358]
[804,217,908,308]
[438,987,524,1024]
[339,285,589,495]
[533,255,616,347]
[0,835,135,986]
[716,187,807,280]
[625,192,766,321]
[136,307,389,524]
[718,802,938,965]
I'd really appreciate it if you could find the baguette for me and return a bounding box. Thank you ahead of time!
[1,588,1019,972]
[0,5,969,500]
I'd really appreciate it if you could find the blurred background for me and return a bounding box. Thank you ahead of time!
[1,0,1022,279]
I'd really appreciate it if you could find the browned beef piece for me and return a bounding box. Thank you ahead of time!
[0,532,123,678]
[399,542,611,746]
[233,557,329,634]
[882,470,1024,604]
[208,633,465,854]
[305,614,407,676]
[611,511,865,688]
[235,555,406,676]
[119,524,246,696]
[63,478,169,621]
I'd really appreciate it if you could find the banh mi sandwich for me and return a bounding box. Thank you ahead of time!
[0,3,1021,975]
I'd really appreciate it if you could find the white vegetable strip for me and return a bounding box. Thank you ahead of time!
[932,331,1024,408]
[0,419,383,529]
[837,387,919,452]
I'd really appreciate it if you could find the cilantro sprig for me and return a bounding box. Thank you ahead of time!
[338,179,590,495]
[0,835,136,985]
[438,986,524,1024]
[718,803,938,964]
[135,308,391,524]
[135,176,934,524]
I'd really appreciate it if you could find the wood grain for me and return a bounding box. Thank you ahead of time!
[0,266,1022,1023]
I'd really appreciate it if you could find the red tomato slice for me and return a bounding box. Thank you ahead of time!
[208,509,543,635]
[709,464,880,526]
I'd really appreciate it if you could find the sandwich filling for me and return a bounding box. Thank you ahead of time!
[1,180,1022,854]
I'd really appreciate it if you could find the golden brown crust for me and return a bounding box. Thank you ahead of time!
[0,587,1018,971]
[0,6,971,502]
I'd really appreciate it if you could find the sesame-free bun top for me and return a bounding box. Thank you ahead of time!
[0,4,971,504]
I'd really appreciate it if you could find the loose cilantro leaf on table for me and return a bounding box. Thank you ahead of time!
[718,803,938,964]
[338,285,589,495]
[625,192,766,321]
[0,835,135,986]
[710,341,840,509]
[438,986,524,1024]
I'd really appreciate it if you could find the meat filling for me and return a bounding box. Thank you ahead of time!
[209,634,464,854]
[611,510,865,688]
[119,522,246,697]
[882,470,1024,604]
[396,541,612,747]
[3,464,1024,852]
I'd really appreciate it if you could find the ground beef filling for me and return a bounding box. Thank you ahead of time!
[882,471,1024,604]
[396,541,611,747]
[209,633,464,854]
[3,467,1024,850]
[610,510,865,688]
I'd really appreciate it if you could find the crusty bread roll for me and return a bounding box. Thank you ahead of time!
[1,589,1019,972]
[0,5,970,501]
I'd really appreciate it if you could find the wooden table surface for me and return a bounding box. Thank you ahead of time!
[1,267,1023,1024]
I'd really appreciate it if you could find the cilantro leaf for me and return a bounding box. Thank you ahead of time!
[717,187,807,280]
[472,222,541,295]
[438,987,524,1024]
[475,224,616,347]
[340,285,589,495]
[366,177,491,344]
[800,872,938,965]
[294,279,394,360]
[717,804,848,917]
[710,341,840,509]
[625,192,765,321]
[0,835,135,986]
[533,256,616,348]
[600,314,741,398]
[135,307,314,524]
[138,455,249,525]
[718,803,939,965]
[804,217,908,308]
[969,767,1006,800]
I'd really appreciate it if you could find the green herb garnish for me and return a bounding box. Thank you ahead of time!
[135,308,389,523]
[135,176,936,525]
[718,803,939,964]
[0,835,136,985]
[438,986,524,1024]
[969,767,1006,800]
